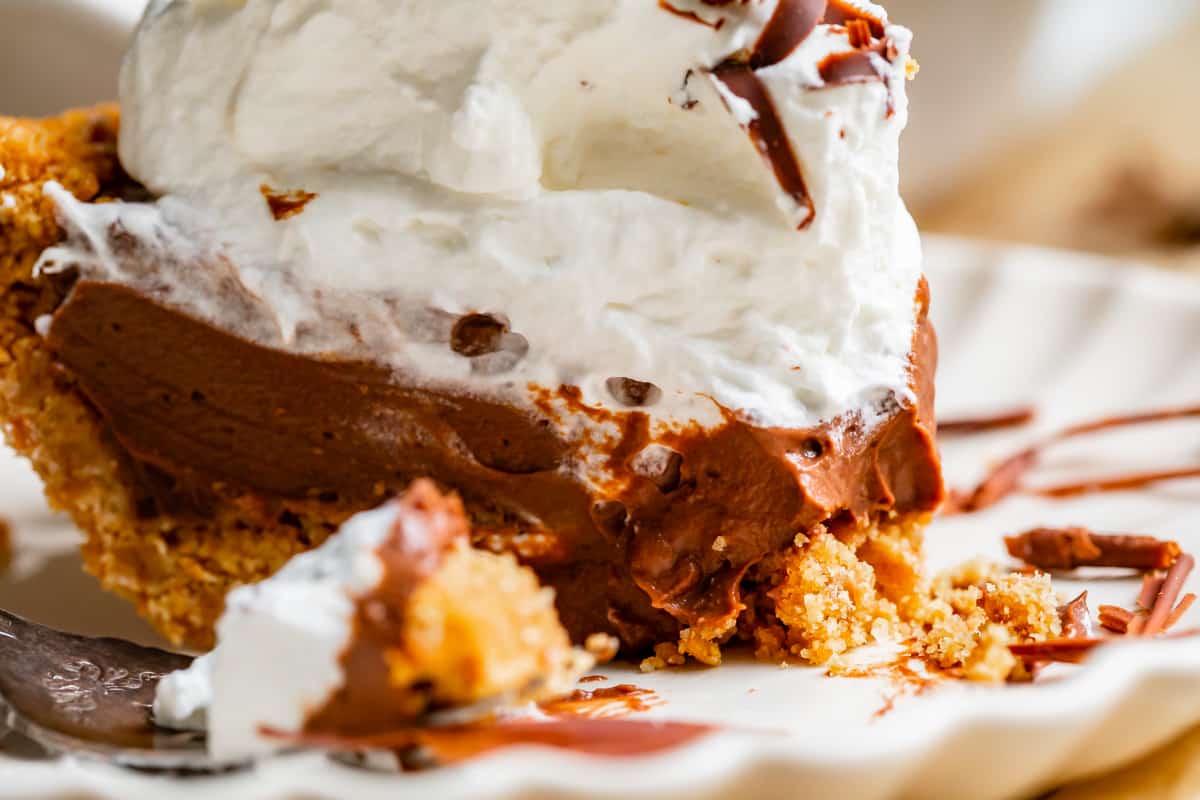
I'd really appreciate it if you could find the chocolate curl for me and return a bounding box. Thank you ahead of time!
[1098,605,1135,635]
[1009,638,1106,665]
[1166,594,1197,631]
[949,403,1200,514]
[751,0,828,69]
[1012,627,1200,666]
[956,449,1037,514]
[1058,591,1091,639]
[710,64,815,229]
[1138,573,1166,609]
[1004,528,1181,572]
[938,407,1036,436]
[1141,554,1195,637]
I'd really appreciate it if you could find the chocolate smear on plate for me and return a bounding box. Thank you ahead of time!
[939,406,1036,436]
[946,404,1200,514]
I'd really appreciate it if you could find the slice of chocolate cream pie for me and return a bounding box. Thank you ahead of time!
[0,1,973,671]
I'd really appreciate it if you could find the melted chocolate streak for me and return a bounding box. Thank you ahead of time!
[696,0,895,230]
[710,63,816,229]
[946,404,1200,514]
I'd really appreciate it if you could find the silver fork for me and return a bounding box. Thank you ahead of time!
[0,608,543,773]
[0,608,236,771]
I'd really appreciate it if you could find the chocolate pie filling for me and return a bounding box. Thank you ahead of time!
[45,271,942,650]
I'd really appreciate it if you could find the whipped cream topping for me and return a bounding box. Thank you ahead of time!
[154,502,399,759]
[42,0,920,431]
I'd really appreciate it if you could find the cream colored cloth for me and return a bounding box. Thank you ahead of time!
[1052,725,1200,799]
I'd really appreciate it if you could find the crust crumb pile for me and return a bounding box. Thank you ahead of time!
[641,515,1063,682]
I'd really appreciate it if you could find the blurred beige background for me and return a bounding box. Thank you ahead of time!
[892,0,1200,272]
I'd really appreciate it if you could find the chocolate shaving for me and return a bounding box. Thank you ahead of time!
[1009,638,1105,665]
[949,404,1200,513]
[1058,591,1091,639]
[706,0,902,230]
[710,64,815,229]
[750,0,827,69]
[951,450,1036,514]
[260,184,318,221]
[1012,625,1200,665]
[817,47,885,85]
[845,18,872,49]
[1098,605,1135,635]
[1141,553,1194,637]
[1004,527,1180,572]
[1166,594,1196,631]
[939,407,1036,436]
[1138,573,1166,609]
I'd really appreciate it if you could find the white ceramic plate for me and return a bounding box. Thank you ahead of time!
[1,236,1199,799]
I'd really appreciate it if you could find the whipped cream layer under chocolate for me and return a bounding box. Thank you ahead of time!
[46,276,942,651]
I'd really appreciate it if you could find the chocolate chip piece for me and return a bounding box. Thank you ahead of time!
[799,438,824,460]
[606,377,663,407]
[631,445,683,493]
[450,313,510,357]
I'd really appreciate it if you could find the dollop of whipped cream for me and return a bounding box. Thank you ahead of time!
[154,502,398,758]
[49,0,921,430]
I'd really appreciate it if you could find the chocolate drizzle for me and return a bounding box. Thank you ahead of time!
[938,406,1036,436]
[711,63,816,229]
[703,0,903,229]
[1004,528,1181,572]
[817,45,887,86]
[945,404,1200,514]
[1058,591,1091,640]
[751,0,828,69]
[46,277,943,653]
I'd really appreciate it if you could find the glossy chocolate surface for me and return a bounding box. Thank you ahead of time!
[47,274,942,651]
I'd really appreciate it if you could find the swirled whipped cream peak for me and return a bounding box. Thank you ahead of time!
[41,0,919,431]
